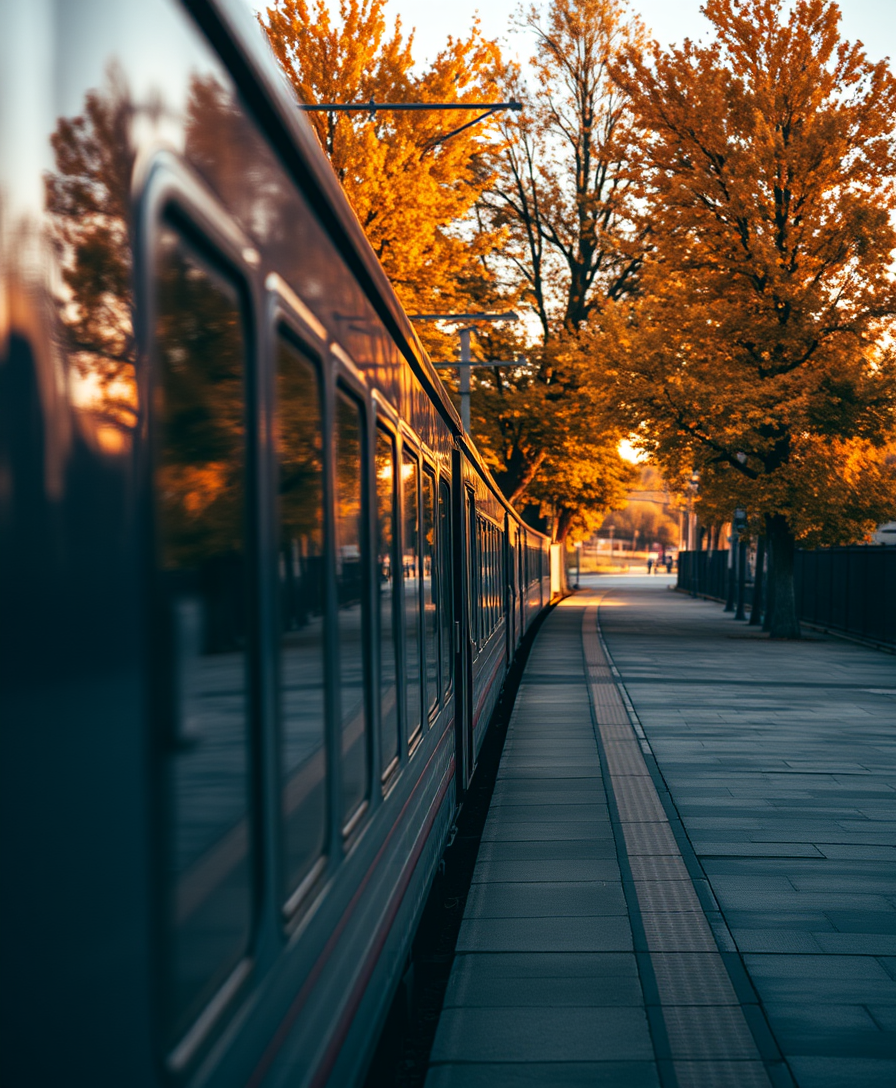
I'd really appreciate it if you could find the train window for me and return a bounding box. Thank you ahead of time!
[335,390,369,828]
[438,481,452,698]
[403,454,422,748]
[275,333,327,912]
[375,428,400,780]
[153,227,252,1047]
[422,469,438,715]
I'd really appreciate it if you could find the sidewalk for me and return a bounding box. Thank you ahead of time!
[594,575,896,1088]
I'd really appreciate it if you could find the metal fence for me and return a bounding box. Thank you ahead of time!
[677,546,896,647]
[677,549,731,602]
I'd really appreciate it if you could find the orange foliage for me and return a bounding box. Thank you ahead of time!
[609,0,896,633]
[261,0,507,317]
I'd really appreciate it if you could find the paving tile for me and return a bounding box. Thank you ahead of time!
[812,932,896,955]
[743,953,893,981]
[474,839,619,863]
[763,1002,893,1057]
[448,952,638,980]
[672,1060,771,1087]
[464,880,627,919]
[426,1061,661,1088]
[480,819,614,842]
[730,929,824,954]
[471,858,621,883]
[825,910,896,934]
[429,1006,654,1063]
[456,914,633,953]
[649,953,739,1006]
[442,970,644,1008]
[661,1005,759,1059]
[785,1057,896,1088]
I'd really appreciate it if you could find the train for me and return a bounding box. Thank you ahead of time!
[0,1,558,1085]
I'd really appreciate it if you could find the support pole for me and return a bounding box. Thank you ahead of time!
[459,328,471,433]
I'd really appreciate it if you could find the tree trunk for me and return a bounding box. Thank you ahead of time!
[749,535,765,626]
[765,514,801,639]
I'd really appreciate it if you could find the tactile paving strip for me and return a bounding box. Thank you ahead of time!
[674,1060,772,1088]
[640,911,719,952]
[661,1006,759,1059]
[581,597,772,1087]
[633,879,703,913]
[620,821,681,856]
[650,953,739,1005]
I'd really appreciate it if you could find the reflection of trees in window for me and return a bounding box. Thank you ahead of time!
[276,337,324,626]
[155,231,245,583]
[335,393,368,822]
[376,430,400,775]
[403,456,421,743]
[153,229,251,1048]
[275,337,326,907]
[45,64,137,428]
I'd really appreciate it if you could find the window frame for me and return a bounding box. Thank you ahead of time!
[139,154,264,1074]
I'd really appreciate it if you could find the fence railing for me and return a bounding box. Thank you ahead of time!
[677,546,896,647]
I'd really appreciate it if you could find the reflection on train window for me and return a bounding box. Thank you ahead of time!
[422,469,438,715]
[403,454,422,747]
[438,481,452,698]
[466,493,477,648]
[153,227,251,1046]
[275,333,327,910]
[335,390,369,828]
[375,428,400,779]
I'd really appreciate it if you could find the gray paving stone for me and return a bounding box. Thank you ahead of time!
[442,970,644,1008]
[472,858,623,883]
[426,1061,661,1088]
[763,1001,893,1057]
[474,840,619,863]
[480,819,614,842]
[429,1006,654,1063]
[456,914,633,953]
[812,932,896,955]
[785,1057,896,1088]
[447,952,638,980]
[744,953,893,980]
[464,880,627,918]
[730,929,824,954]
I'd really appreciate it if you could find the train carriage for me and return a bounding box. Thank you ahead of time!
[0,2,555,1086]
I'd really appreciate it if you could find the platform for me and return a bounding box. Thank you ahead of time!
[425,577,896,1088]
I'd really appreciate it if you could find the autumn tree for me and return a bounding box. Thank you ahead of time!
[45,64,137,428]
[610,0,896,637]
[261,0,507,320]
[466,0,645,541]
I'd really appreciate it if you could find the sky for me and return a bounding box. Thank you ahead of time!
[260,0,896,68]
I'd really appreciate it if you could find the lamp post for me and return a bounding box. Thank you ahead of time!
[575,541,582,589]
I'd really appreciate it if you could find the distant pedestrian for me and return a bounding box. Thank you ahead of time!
[665,556,673,574]
[647,557,654,574]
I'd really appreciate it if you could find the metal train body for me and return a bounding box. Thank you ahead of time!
[0,2,554,1085]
